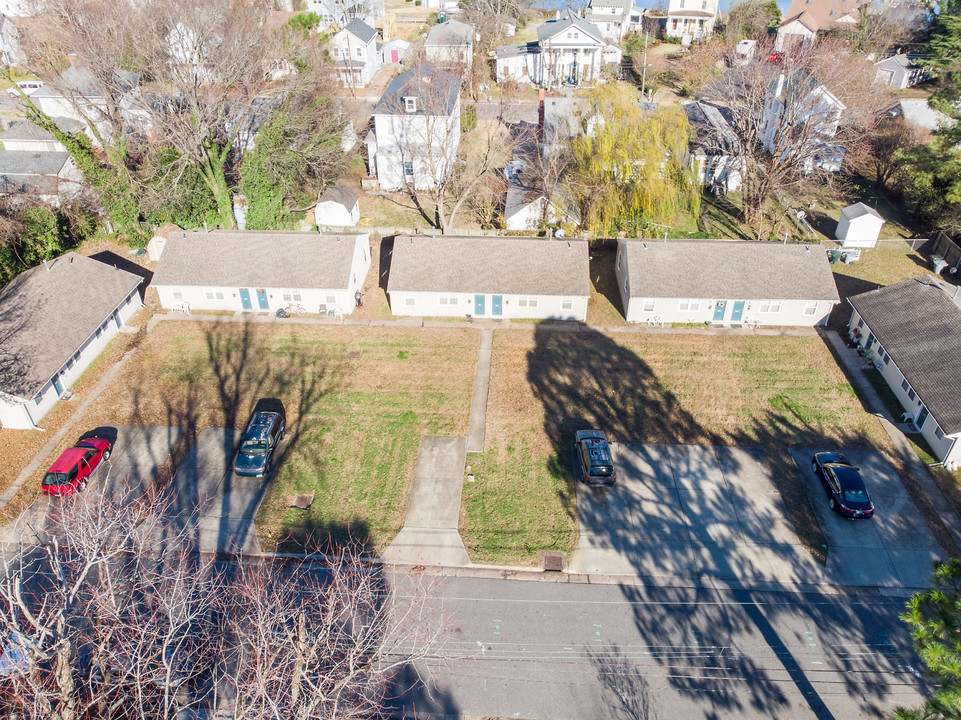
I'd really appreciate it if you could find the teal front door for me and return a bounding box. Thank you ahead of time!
[731,301,745,322]
[474,294,485,316]
[52,373,64,396]
[713,300,727,323]
[113,311,121,329]
[239,288,252,310]
[492,295,503,316]
[256,288,269,310]
[865,332,875,350]
[917,405,929,429]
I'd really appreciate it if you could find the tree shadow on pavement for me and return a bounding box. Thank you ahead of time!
[588,644,657,720]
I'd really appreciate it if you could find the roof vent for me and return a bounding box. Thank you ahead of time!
[43,259,49,272]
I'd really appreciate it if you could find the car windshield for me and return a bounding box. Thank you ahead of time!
[591,465,615,476]
[42,472,71,486]
[240,440,268,454]
[843,487,870,504]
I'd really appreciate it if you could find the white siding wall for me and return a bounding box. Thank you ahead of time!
[388,290,588,321]
[372,100,460,191]
[315,201,359,227]
[2,138,66,152]
[0,288,141,430]
[154,238,371,316]
[850,309,961,466]
[623,295,832,326]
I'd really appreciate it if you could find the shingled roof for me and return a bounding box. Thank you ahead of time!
[619,240,840,302]
[373,63,461,116]
[849,275,961,435]
[151,230,367,290]
[387,235,591,297]
[0,253,141,400]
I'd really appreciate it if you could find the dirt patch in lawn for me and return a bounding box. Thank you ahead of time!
[462,328,893,566]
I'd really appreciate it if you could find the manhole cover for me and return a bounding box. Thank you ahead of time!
[348,349,362,358]
[540,551,565,572]
[290,493,315,509]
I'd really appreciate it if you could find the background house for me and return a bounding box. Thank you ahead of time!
[330,19,381,88]
[0,121,66,152]
[495,10,617,87]
[387,235,591,320]
[504,160,580,230]
[366,63,461,191]
[836,202,885,248]
[683,101,743,193]
[666,0,718,41]
[151,230,371,316]
[306,0,385,30]
[874,53,928,90]
[848,276,961,468]
[776,0,859,50]
[425,19,475,66]
[0,253,142,430]
[382,38,411,64]
[614,239,840,326]
[0,150,82,205]
[315,184,360,227]
[585,0,643,42]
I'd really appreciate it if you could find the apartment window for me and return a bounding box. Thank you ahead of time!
[701,0,707,8]
[759,300,782,314]
[518,296,538,308]
[908,388,917,401]
[405,296,416,306]
[803,301,818,316]
[438,294,459,306]
[404,96,417,113]
[326,294,337,305]
[936,426,945,441]
[642,298,655,312]
[877,346,885,360]
[33,391,42,406]
[678,298,700,312]
[172,288,184,302]
[561,297,574,311]
[356,47,363,57]
[204,287,225,301]
[901,379,910,392]
[403,162,414,176]
[567,32,572,38]
[282,289,302,302]
[679,0,684,8]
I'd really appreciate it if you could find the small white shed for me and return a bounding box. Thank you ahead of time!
[316,185,360,227]
[836,203,885,249]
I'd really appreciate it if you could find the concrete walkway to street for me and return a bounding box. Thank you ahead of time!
[383,436,471,567]
[826,330,961,552]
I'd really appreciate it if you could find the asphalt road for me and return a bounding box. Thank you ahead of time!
[392,576,929,720]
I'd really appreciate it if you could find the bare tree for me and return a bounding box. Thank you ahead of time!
[849,114,925,191]
[700,37,894,238]
[226,553,445,720]
[0,486,220,720]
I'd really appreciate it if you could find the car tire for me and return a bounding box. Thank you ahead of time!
[828,497,836,511]
[811,460,818,474]
[78,479,88,493]
[102,448,111,461]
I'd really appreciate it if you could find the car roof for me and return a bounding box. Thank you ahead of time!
[49,447,87,471]
[831,465,866,490]
[583,439,613,465]
[249,411,278,426]
[817,451,849,465]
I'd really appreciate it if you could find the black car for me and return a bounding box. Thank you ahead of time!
[575,429,616,485]
[811,452,875,518]
[233,411,285,477]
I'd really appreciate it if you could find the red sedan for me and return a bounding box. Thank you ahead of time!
[41,438,112,497]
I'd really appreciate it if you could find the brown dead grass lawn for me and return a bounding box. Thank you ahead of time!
[462,328,895,565]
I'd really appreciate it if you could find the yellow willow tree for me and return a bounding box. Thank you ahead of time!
[567,85,700,236]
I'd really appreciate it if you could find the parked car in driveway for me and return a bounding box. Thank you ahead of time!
[233,410,285,477]
[41,438,112,496]
[575,429,616,485]
[811,452,875,518]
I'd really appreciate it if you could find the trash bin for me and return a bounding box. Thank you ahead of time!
[829,249,842,264]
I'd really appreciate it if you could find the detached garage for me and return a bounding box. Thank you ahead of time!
[151,230,371,316]
[615,239,840,326]
[387,234,591,321]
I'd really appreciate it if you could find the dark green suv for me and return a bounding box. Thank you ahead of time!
[233,411,285,477]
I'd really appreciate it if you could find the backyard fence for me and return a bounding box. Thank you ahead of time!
[932,234,961,269]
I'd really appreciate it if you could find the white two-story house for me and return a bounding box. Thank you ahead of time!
[495,10,620,88]
[329,19,381,88]
[666,0,718,41]
[307,0,385,30]
[366,63,461,191]
[586,0,645,42]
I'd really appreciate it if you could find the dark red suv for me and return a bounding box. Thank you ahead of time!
[41,438,112,497]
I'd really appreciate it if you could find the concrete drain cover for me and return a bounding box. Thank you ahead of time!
[290,493,315,509]
[540,552,565,572]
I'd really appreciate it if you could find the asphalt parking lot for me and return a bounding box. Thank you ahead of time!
[571,443,824,585]
[789,448,943,588]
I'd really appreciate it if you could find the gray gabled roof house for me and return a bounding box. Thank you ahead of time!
[615,239,839,326]
[387,234,591,321]
[0,253,143,430]
[847,276,961,468]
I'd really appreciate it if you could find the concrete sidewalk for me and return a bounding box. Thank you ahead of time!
[825,330,961,552]
[467,329,492,453]
[382,436,470,567]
